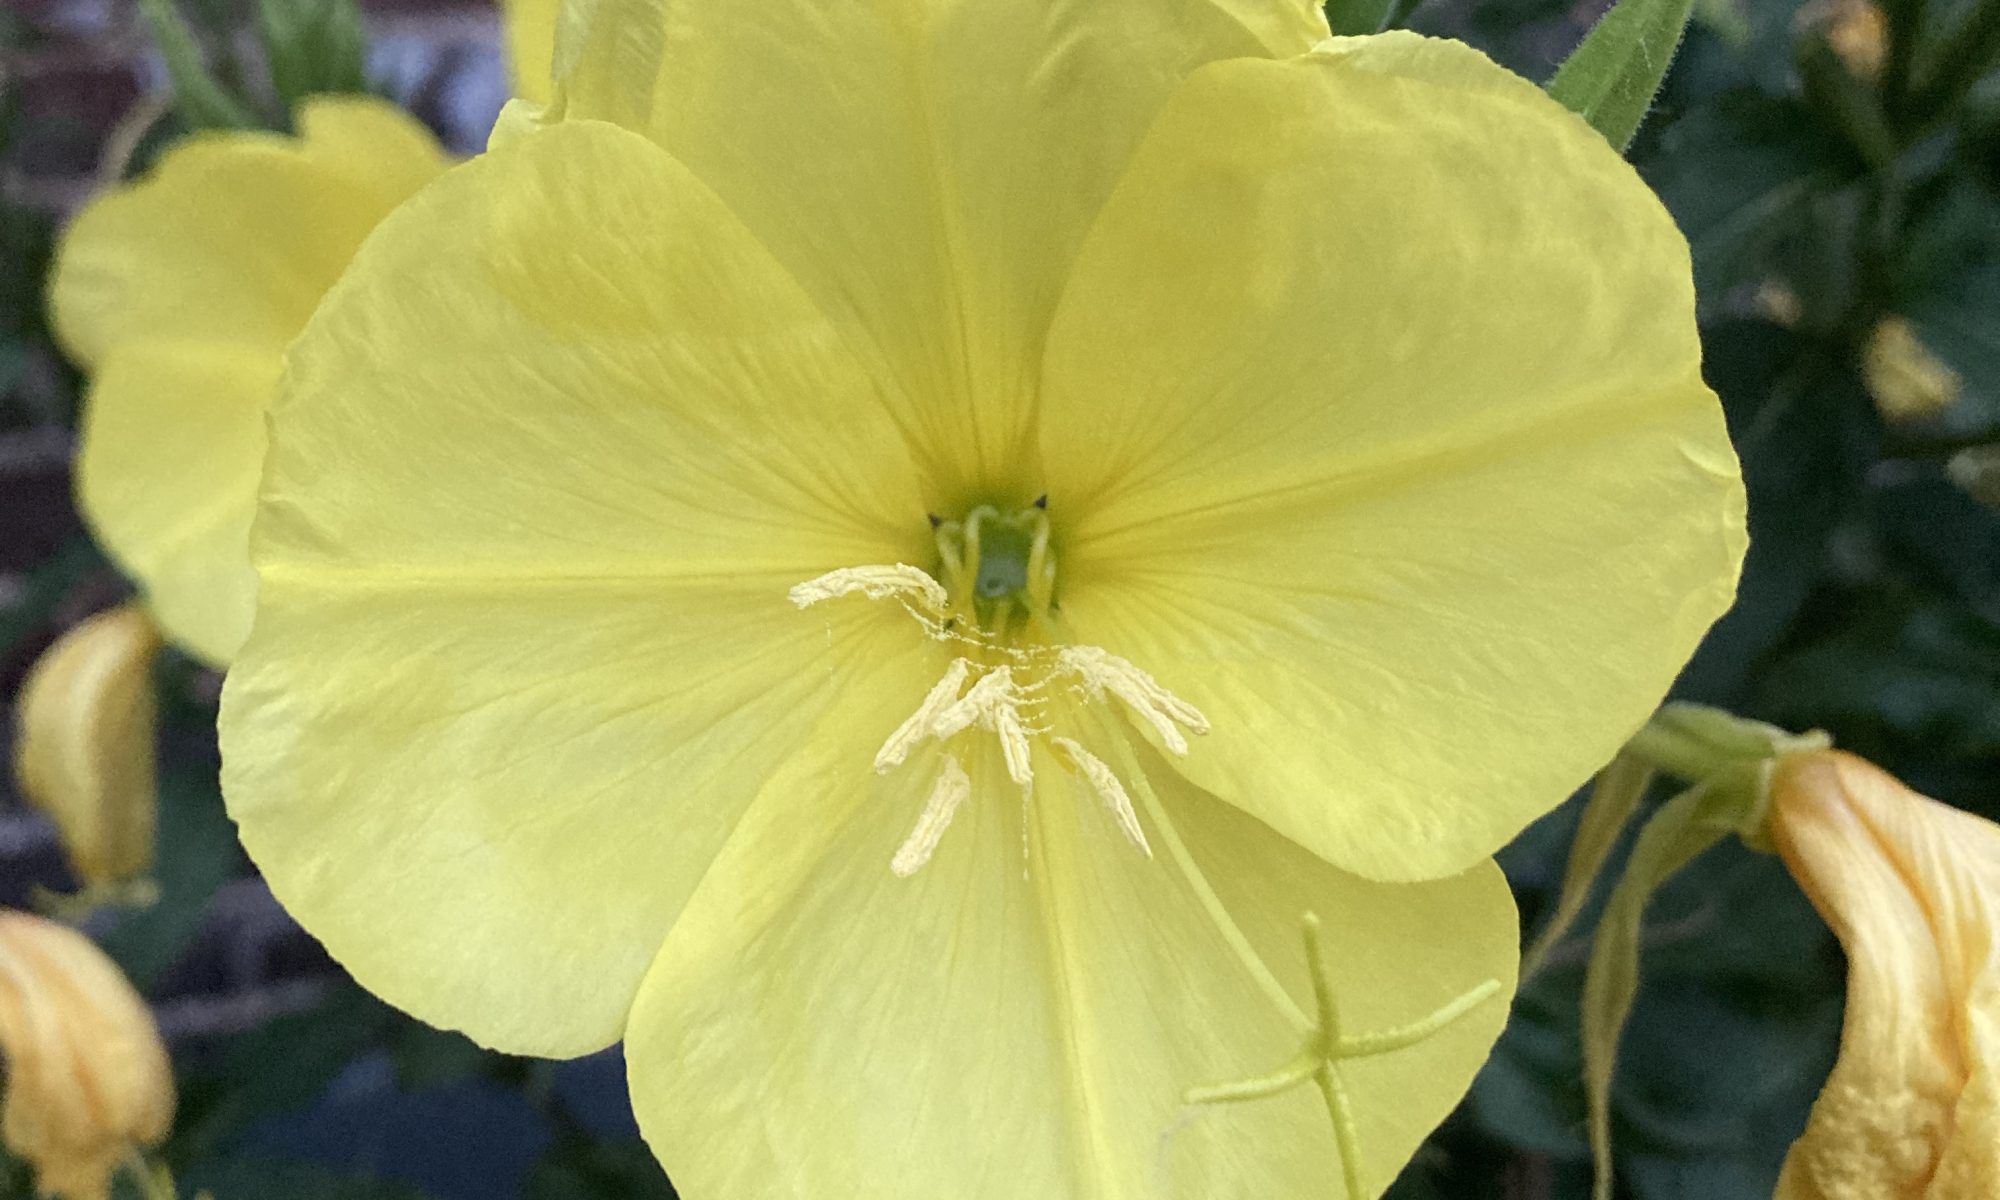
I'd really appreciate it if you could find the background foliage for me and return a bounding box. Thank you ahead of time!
[0,0,1995,1195]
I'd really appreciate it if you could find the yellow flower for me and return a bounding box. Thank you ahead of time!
[0,911,174,1200]
[12,604,161,889]
[217,6,1744,1196]
[48,97,448,666]
[1769,751,2000,1200]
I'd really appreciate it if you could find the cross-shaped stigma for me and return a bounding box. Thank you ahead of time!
[1184,912,1504,1200]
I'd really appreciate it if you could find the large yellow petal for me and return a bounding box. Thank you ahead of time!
[224,584,921,1057]
[52,96,446,665]
[555,0,1328,502]
[49,96,444,366]
[1040,35,1744,883]
[625,726,1516,1199]
[76,342,268,667]
[222,119,929,1054]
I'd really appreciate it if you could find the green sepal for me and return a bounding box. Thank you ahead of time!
[134,0,261,131]
[1546,0,1699,151]
[257,0,371,118]
[1521,750,1655,980]
[1579,771,1769,1200]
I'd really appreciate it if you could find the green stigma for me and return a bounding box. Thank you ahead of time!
[932,499,1054,632]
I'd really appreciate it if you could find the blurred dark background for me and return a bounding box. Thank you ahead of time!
[1,0,1995,1195]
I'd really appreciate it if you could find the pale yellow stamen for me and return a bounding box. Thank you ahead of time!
[789,564,948,614]
[1057,645,1210,754]
[1051,736,1150,856]
[933,667,1035,787]
[792,553,1208,875]
[875,658,974,773]
[891,757,971,877]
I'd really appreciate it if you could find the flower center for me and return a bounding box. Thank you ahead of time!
[931,499,1055,638]
[789,501,1208,877]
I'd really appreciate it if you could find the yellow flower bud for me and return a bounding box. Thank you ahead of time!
[1865,317,1962,424]
[1768,750,2000,1200]
[12,604,161,888]
[0,911,174,1200]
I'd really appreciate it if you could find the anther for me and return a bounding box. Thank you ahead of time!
[875,658,973,772]
[1052,737,1150,855]
[932,667,1035,787]
[1057,646,1210,754]
[891,757,971,877]
[790,565,948,615]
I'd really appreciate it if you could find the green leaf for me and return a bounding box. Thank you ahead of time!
[1323,0,1393,35]
[183,1158,437,1200]
[257,0,369,115]
[1796,33,1899,168]
[135,0,261,130]
[1645,94,1857,300]
[169,984,400,1168]
[524,1138,677,1200]
[1547,0,1700,150]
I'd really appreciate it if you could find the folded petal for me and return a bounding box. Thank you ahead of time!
[223,118,931,1053]
[0,912,173,1200]
[626,731,1515,1199]
[556,0,1326,499]
[1770,751,2000,1199]
[50,96,443,366]
[1041,35,1744,882]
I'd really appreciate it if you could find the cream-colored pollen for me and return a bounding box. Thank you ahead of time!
[930,666,1035,787]
[1057,645,1210,754]
[875,657,973,773]
[789,564,948,614]
[794,539,1206,875]
[1050,736,1150,856]
[891,757,972,877]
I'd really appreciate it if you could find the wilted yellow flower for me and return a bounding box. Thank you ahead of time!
[1865,317,1961,424]
[0,911,174,1200]
[12,604,161,889]
[1768,750,2000,1199]
[219,4,1744,1195]
[47,97,448,666]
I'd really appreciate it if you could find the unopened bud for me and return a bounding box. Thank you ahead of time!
[13,604,161,889]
